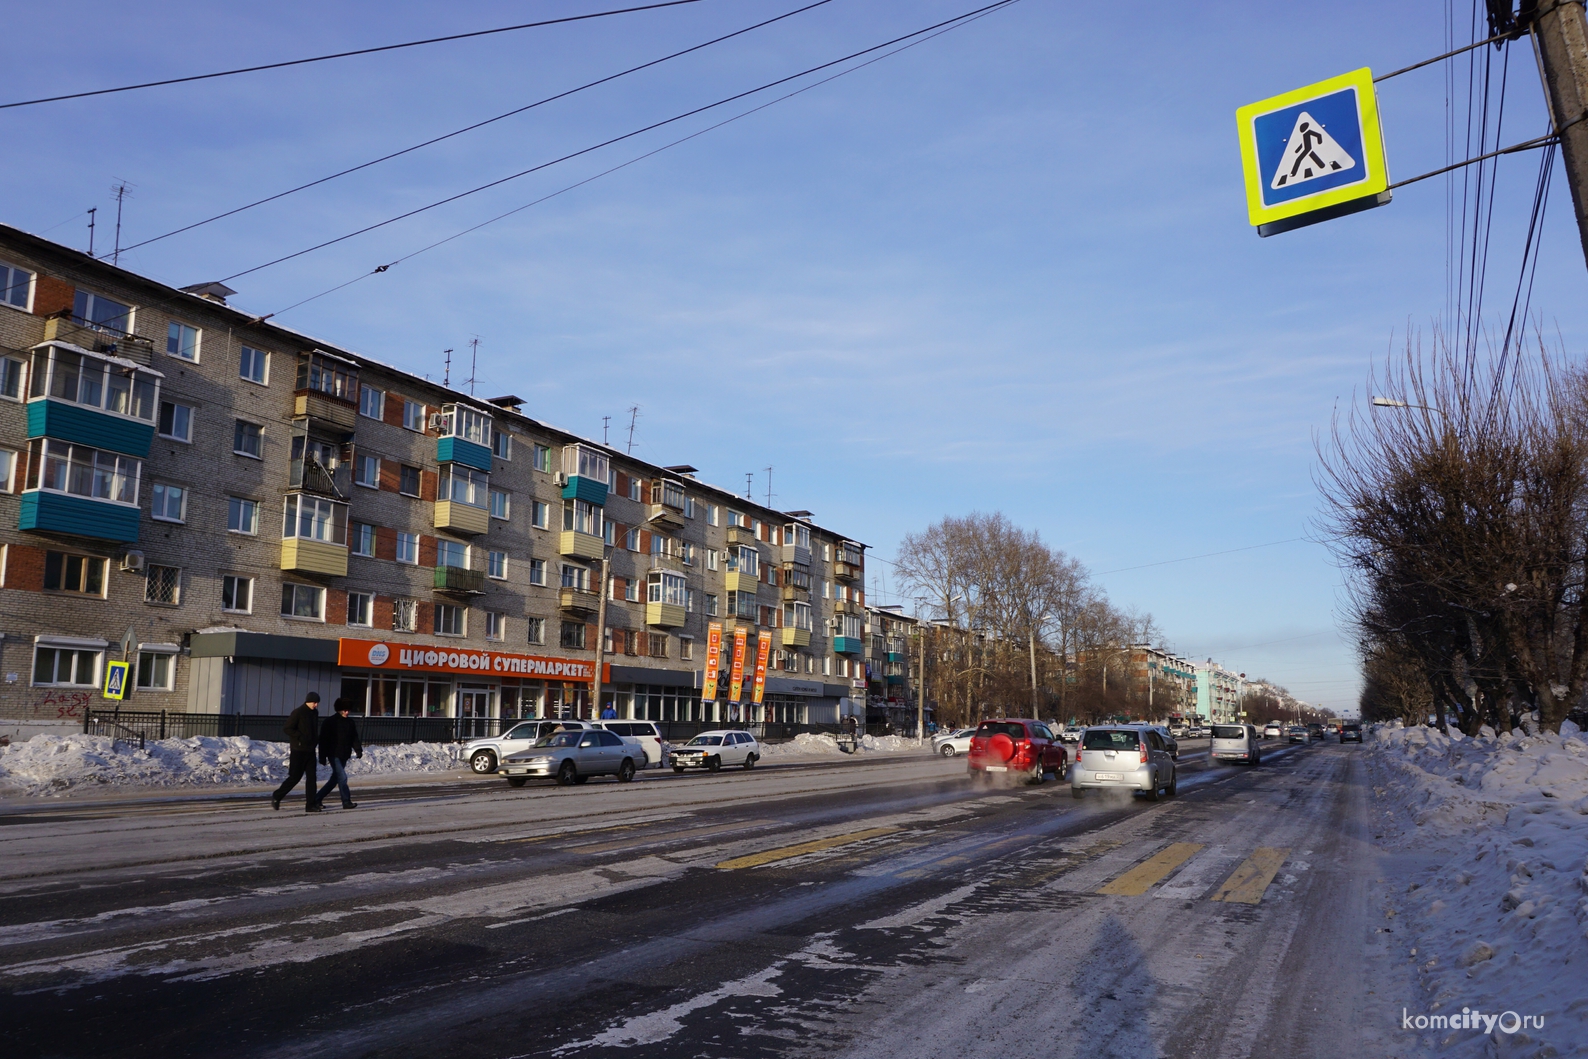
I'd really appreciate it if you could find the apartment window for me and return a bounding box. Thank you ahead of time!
[604,521,615,546]
[823,543,832,562]
[437,540,467,568]
[33,645,100,687]
[44,552,106,595]
[680,637,694,660]
[240,346,269,385]
[282,494,347,544]
[624,579,640,602]
[347,591,373,627]
[705,548,719,571]
[625,527,639,551]
[359,383,384,418]
[560,621,587,649]
[439,465,489,508]
[399,464,421,496]
[396,532,419,564]
[823,656,833,676]
[145,565,181,605]
[603,626,615,654]
[681,541,695,566]
[822,580,831,599]
[295,351,357,401]
[0,448,14,492]
[493,431,512,460]
[532,443,551,471]
[561,564,589,591]
[30,345,158,421]
[281,583,324,620]
[647,571,687,607]
[731,546,759,578]
[350,521,376,556]
[563,498,602,536]
[785,601,813,631]
[561,444,609,483]
[0,260,33,309]
[707,504,719,526]
[685,588,696,613]
[135,650,176,690]
[529,558,546,585]
[25,439,140,505]
[403,399,425,431]
[434,604,465,636]
[648,633,668,658]
[627,476,642,501]
[532,500,549,529]
[233,420,263,458]
[164,322,200,361]
[227,496,259,535]
[439,405,492,446]
[150,482,186,522]
[486,611,506,641]
[487,550,507,579]
[73,290,132,332]
[392,598,418,632]
[728,591,756,620]
[355,454,380,488]
[222,575,253,613]
[728,510,745,528]
[490,489,510,520]
[1,355,25,400]
[684,497,696,519]
[158,401,194,442]
[527,616,546,645]
[705,593,718,616]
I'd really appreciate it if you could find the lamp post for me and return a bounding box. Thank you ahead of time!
[1371,396,1450,422]
[590,546,611,720]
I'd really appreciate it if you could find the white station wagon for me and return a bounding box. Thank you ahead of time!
[671,730,760,773]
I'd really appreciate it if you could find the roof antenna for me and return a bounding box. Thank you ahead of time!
[87,207,97,257]
[602,416,611,445]
[745,472,754,499]
[626,405,640,454]
[110,181,133,265]
[465,337,480,396]
[764,465,774,508]
[442,348,453,387]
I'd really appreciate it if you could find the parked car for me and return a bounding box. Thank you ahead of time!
[1210,723,1261,765]
[1057,727,1083,746]
[462,719,594,774]
[671,730,760,772]
[966,719,1067,783]
[1263,723,1284,738]
[1146,725,1180,761]
[596,720,669,768]
[1287,725,1310,744]
[932,728,977,758]
[498,728,642,786]
[1340,722,1364,743]
[1070,725,1176,801]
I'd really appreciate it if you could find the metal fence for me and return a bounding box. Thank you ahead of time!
[83,709,901,746]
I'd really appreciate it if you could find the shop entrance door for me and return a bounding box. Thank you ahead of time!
[457,685,494,739]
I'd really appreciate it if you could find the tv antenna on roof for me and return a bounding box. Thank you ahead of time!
[109,181,133,265]
[626,405,640,454]
[602,416,611,445]
[442,349,453,387]
[764,466,774,508]
[465,337,480,396]
[744,472,753,499]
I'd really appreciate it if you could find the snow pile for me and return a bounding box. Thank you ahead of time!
[1367,723,1588,1055]
[758,732,919,758]
[0,733,464,796]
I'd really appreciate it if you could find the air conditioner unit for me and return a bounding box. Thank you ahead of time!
[428,412,449,432]
[120,550,145,573]
[553,472,568,486]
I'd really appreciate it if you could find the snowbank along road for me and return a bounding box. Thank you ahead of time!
[0,742,1439,1058]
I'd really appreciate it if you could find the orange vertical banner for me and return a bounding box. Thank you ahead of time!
[729,625,749,702]
[702,622,723,701]
[752,632,771,704]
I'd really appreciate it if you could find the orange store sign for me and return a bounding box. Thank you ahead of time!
[338,638,598,681]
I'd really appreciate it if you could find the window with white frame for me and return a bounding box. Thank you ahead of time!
[221,575,252,613]
[532,443,550,471]
[486,611,506,641]
[603,521,615,546]
[437,540,467,568]
[647,571,687,606]
[648,633,668,658]
[561,564,590,591]
[158,401,193,442]
[392,598,418,632]
[487,550,507,579]
[354,453,379,488]
[624,579,639,602]
[43,552,106,595]
[0,448,15,493]
[626,475,642,501]
[145,565,181,605]
[359,383,384,418]
[681,541,695,566]
[730,545,759,578]
[625,526,639,551]
[135,649,176,690]
[25,438,140,506]
[166,321,200,361]
[281,582,325,620]
[396,532,419,564]
[705,548,719,571]
[33,644,101,687]
[233,419,263,458]
[73,290,132,332]
[0,260,33,310]
[532,500,549,529]
[493,431,512,460]
[563,498,602,536]
[150,482,186,522]
[347,591,373,627]
[561,444,608,482]
[227,496,258,535]
[30,345,159,421]
[434,604,465,636]
[784,601,813,631]
[440,404,492,446]
[439,465,488,508]
[529,558,546,585]
[685,588,696,612]
[728,510,744,528]
[240,346,269,385]
[707,504,719,526]
[684,496,695,518]
[282,494,347,544]
[1,355,25,400]
[350,521,375,556]
[490,489,510,520]
[680,637,694,660]
[527,616,546,644]
[727,591,756,620]
[403,399,425,431]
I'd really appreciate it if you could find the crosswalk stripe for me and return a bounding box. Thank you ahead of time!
[1212,847,1289,904]
[1096,842,1205,896]
[714,827,900,870]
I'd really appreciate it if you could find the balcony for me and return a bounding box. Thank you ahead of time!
[887,651,906,663]
[833,560,862,582]
[280,538,348,577]
[780,626,811,648]
[19,491,140,543]
[833,636,863,655]
[559,586,599,615]
[434,500,490,536]
[433,566,485,594]
[886,674,905,685]
[561,475,608,506]
[833,598,860,616]
[436,435,492,472]
[559,530,604,561]
[645,601,686,628]
[781,543,811,567]
[646,503,684,531]
[724,570,760,595]
[726,525,758,545]
[781,583,809,602]
[293,391,358,431]
[27,400,155,458]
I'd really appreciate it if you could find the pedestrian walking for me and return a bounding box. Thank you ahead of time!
[272,692,322,812]
[316,698,363,809]
[600,702,617,720]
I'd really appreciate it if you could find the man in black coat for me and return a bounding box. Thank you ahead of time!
[272,692,322,812]
[315,698,364,809]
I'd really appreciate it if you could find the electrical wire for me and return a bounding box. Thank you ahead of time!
[214,0,1025,287]
[0,1,712,111]
[116,0,838,256]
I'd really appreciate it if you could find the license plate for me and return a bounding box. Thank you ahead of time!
[1095,772,1123,780]
[985,766,1007,772]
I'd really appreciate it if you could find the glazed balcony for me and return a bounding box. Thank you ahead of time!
[433,566,485,594]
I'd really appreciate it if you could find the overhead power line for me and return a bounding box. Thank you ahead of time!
[0,0,711,111]
[118,0,836,255]
[217,0,1026,286]
[1096,537,1310,575]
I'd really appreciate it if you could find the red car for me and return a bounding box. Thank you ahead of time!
[966,718,1068,783]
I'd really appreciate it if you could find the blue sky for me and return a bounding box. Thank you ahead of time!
[5,0,1583,714]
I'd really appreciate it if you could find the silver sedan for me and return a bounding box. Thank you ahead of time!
[498,729,643,787]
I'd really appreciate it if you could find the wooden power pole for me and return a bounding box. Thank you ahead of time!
[1530,0,1588,267]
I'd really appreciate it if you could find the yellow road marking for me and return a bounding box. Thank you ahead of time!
[715,827,900,870]
[1097,843,1205,896]
[1212,847,1289,904]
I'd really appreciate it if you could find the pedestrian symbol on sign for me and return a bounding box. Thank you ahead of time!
[1271,112,1356,189]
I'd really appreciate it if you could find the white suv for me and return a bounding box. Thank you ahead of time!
[596,721,669,768]
[463,720,594,774]
[671,730,761,772]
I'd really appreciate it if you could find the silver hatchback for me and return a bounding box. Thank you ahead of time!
[1070,725,1177,801]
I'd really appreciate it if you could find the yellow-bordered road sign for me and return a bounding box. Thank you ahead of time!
[103,660,129,700]
[1237,68,1390,236]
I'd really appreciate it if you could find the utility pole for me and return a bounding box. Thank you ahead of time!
[1028,626,1040,716]
[591,549,611,720]
[1530,0,1588,267]
[916,612,927,745]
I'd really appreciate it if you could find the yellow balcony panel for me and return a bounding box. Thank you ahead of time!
[559,530,605,561]
[646,504,685,531]
[781,627,811,648]
[646,601,686,628]
[724,571,761,595]
[559,586,599,614]
[726,526,758,545]
[780,584,810,602]
[435,500,490,536]
[293,391,359,431]
[280,538,348,577]
[834,560,862,582]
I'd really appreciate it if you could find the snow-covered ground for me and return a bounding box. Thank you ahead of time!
[0,734,464,796]
[1366,721,1588,1055]
[758,732,920,758]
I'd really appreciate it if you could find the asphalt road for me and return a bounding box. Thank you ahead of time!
[0,737,1386,1059]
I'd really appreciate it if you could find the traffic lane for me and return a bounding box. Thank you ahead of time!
[0,751,1323,1058]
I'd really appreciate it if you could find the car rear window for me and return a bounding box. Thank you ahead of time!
[977,722,1027,739]
[1212,725,1246,740]
[1343,724,1362,731]
[1082,729,1139,750]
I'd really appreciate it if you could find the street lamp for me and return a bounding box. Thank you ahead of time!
[1371,396,1448,421]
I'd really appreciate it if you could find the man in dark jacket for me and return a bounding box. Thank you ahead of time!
[315,698,364,810]
[272,692,322,812]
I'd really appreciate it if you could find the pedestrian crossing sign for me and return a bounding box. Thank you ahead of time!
[1237,68,1390,236]
[103,660,129,700]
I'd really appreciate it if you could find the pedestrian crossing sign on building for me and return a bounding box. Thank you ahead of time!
[1236,68,1390,236]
